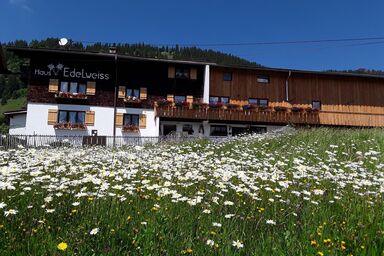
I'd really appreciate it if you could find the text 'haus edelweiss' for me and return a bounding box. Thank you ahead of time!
[2,47,384,143]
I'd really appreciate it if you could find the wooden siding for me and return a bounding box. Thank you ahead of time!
[210,67,384,127]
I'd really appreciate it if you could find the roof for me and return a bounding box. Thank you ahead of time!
[6,47,214,66]
[214,63,384,79]
[3,110,27,117]
[6,46,384,79]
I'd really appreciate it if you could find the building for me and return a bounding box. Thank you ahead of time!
[1,46,384,141]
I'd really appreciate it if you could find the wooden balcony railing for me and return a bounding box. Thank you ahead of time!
[155,106,320,125]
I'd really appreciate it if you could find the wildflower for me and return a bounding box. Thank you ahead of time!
[4,209,18,217]
[266,219,276,225]
[232,240,244,249]
[341,241,347,250]
[225,214,235,219]
[323,238,331,246]
[72,202,80,206]
[90,228,99,235]
[203,209,211,214]
[206,239,215,247]
[0,202,6,209]
[311,240,317,247]
[46,209,55,213]
[212,222,222,227]
[141,222,147,225]
[57,242,68,251]
[317,252,324,256]
[224,201,234,206]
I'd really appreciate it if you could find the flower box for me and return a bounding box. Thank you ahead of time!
[274,106,288,112]
[55,92,87,100]
[242,104,258,111]
[175,101,190,108]
[258,106,272,112]
[157,99,172,107]
[226,103,240,110]
[209,102,224,109]
[291,107,304,113]
[192,102,209,110]
[124,96,141,104]
[53,123,87,130]
[122,125,139,133]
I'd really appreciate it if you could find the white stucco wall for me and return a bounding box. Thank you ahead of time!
[203,65,210,103]
[8,114,27,135]
[24,103,159,136]
[115,107,159,137]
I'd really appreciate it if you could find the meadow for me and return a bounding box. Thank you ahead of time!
[0,128,384,255]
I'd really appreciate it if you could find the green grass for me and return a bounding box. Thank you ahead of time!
[0,128,384,255]
[0,96,26,133]
[0,96,26,117]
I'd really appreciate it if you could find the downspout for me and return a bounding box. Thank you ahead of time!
[285,70,291,102]
[112,53,118,148]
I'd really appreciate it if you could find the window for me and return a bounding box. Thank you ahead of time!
[60,81,86,94]
[175,68,190,79]
[223,73,232,81]
[126,88,140,98]
[174,95,186,103]
[259,99,269,107]
[182,124,194,135]
[312,100,321,110]
[123,114,139,126]
[209,97,219,104]
[221,97,229,105]
[249,98,268,107]
[210,125,228,136]
[257,76,270,84]
[209,96,229,105]
[58,110,85,124]
[248,98,258,105]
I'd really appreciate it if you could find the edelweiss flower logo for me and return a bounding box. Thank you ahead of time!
[47,63,65,76]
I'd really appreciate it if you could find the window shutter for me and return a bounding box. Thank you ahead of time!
[186,95,193,103]
[167,94,174,102]
[139,87,147,100]
[168,66,175,78]
[118,86,126,98]
[139,114,147,129]
[190,68,197,80]
[115,113,124,128]
[47,109,58,125]
[85,111,95,126]
[48,79,59,93]
[86,81,96,95]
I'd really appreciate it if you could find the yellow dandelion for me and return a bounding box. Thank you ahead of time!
[317,252,324,256]
[311,240,317,247]
[57,242,68,251]
[341,241,347,250]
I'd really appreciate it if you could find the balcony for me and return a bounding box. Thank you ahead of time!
[155,106,320,125]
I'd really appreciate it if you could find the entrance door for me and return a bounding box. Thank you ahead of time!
[163,124,177,136]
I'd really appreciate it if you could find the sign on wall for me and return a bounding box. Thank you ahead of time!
[34,63,110,81]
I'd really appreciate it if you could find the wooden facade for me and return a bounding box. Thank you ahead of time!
[210,66,384,127]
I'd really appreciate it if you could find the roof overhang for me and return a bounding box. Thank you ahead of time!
[7,47,214,66]
[3,110,27,118]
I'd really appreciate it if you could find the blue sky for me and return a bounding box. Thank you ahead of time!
[1,0,384,71]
